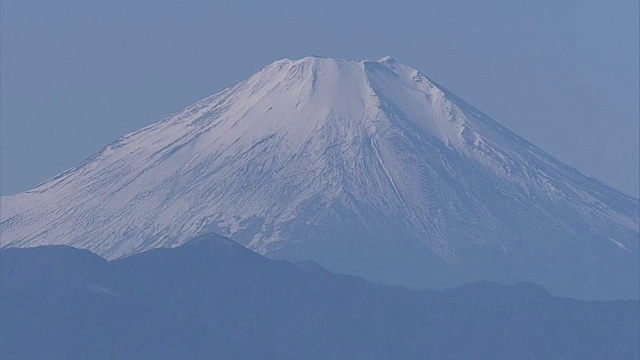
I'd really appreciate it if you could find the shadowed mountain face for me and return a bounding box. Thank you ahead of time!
[1,234,638,360]
[1,57,638,300]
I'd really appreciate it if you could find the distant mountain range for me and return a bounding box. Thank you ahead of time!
[1,56,638,299]
[1,234,638,360]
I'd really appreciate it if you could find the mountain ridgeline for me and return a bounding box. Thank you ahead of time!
[1,234,638,360]
[1,56,638,299]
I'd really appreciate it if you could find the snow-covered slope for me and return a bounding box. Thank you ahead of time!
[1,56,638,299]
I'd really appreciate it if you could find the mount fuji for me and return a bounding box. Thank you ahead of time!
[1,56,638,299]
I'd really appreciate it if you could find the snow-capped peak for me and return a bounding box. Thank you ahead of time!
[1,56,638,300]
[378,55,397,63]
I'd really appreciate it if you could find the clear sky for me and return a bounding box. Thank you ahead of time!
[1,0,638,196]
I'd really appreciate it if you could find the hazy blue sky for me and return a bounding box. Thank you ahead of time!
[1,0,638,196]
